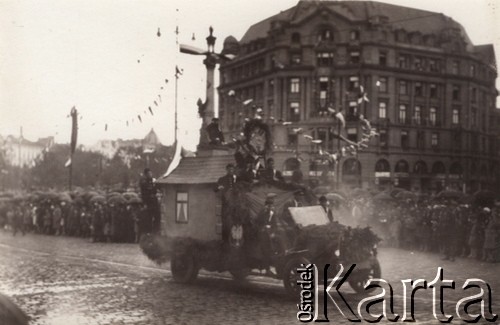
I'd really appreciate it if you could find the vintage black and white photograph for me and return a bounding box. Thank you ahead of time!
[0,0,499,324]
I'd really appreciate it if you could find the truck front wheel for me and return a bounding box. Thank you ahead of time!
[171,251,199,283]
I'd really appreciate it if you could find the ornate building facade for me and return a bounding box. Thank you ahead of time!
[218,0,499,193]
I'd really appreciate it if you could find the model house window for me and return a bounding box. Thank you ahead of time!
[290,102,300,122]
[414,106,422,125]
[399,80,408,95]
[378,101,387,119]
[399,104,407,124]
[429,107,437,126]
[176,192,189,223]
[431,133,439,148]
[452,108,460,124]
[290,78,300,93]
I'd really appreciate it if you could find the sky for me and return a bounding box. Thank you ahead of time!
[0,0,499,151]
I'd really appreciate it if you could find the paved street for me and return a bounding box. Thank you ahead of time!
[0,231,499,325]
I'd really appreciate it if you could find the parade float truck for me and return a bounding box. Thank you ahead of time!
[140,151,381,297]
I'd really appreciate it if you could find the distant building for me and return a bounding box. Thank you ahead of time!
[0,135,54,168]
[218,0,499,193]
[90,128,163,158]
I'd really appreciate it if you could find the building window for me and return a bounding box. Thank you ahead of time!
[268,79,274,95]
[290,53,302,65]
[431,133,439,148]
[176,192,189,223]
[470,64,475,77]
[288,133,297,147]
[317,52,334,66]
[414,82,423,96]
[347,101,358,121]
[290,102,300,122]
[398,80,408,95]
[349,51,360,64]
[318,77,329,108]
[417,130,425,149]
[414,57,423,70]
[452,108,460,124]
[429,107,437,126]
[378,77,388,92]
[290,78,300,93]
[471,108,477,127]
[348,76,359,91]
[414,106,422,125]
[398,54,409,68]
[429,59,438,72]
[379,129,388,148]
[430,83,438,98]
[401,130,409,149]
[471,88,477,103]
[399,104,407,124]
[350,30,360,41]
[378,101,387,119]
[291,32,301,43]
[347,127,358,143]
[452,60,460,74]
[452,85,460,101]
[318,28,333,42]
[379,52,387,66]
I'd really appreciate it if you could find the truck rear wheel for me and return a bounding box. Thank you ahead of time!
[348,259,381,294]
[171,251,199,283]
[283,256,312,298]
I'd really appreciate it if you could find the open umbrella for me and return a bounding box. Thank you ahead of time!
[123,192,139,200]
[373,191,393,201]
[325,192,345,203]
[313,186,330,195]
[390,188,405,198]
[395,190,417,200]
[89,195,106,204]
[127,197,143,204]
[108,194,126,205]
[473,190,496,207]
[436,190,464,200]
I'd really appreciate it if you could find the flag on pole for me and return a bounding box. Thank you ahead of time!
[335,111,346,129]
[163,140,182,177]
[175,66,183,78]
[148,107,154,115]
[64,157,72,168]
[70,107,78,154]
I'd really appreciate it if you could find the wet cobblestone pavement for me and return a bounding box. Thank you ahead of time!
[0,231,499,324]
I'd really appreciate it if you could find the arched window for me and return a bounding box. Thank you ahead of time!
[291,32,301,43]
[343,158,361,175]
[414,161,428,174]
[395,160,409,173]
[375,159,390,172]
[318,28,334,42]
[431,161,446,174]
